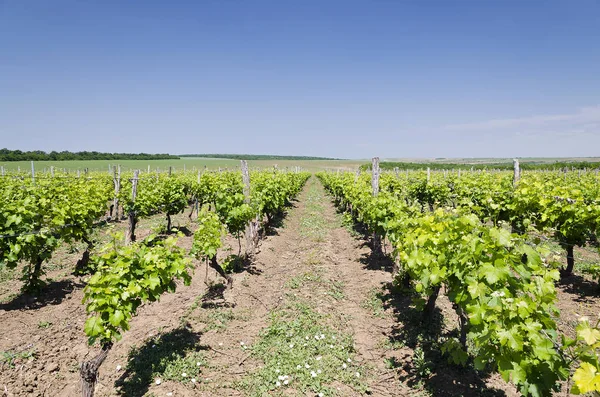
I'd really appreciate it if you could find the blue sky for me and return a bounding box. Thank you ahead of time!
[1,0,599,158]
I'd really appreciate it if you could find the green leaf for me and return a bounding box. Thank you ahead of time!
[84,316,104,337]
[498,327,524,351]
[110,309,125,327]
[532,337,554,361]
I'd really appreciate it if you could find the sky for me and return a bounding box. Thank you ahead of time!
[1,0,599,159]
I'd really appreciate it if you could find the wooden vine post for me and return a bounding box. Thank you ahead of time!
[513,159,520,187]
[126,170,139,244]
[31,161,35,185]
[241,160,257,257]
[371,157,382,255]
[371,157,379,196]
[112,166,121,220]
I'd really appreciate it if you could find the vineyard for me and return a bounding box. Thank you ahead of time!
[0,161,599,396]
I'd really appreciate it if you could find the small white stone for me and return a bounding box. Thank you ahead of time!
[155,379,162,385]
[347,358,352,363]
[317,369,322,374]
[218,342,223,346]
[191,378,197,383]
[316,356,322,361]
[283,379,289,385]
[355,372,360,378]
[116,365,122,371]
[305,363,310,369]
[196,362,201,366]
[182,373,187,377]
[342,363,347,369]
[166,393,173,397]
[276,381,281,387]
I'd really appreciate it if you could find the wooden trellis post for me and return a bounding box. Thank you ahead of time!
[241,160,258,257]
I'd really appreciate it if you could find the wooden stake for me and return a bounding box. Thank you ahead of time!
[31,161,35,184]
[513,159,520,187]
[371,157,379,196]
[241,160,257,256]
[112,166,121,220]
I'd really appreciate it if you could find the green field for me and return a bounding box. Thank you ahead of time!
[0,158,367,173]
[3,157,599,174]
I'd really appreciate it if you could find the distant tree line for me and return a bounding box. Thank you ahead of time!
[0,148,180,161]
[360,161,600,171]
[180,154,341,160]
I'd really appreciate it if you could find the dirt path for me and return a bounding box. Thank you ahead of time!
[173,176,415,396]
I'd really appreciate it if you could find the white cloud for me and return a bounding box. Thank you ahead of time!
[442,105,600,134]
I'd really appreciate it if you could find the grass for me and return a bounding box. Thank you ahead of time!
[361,288,387,319]
[286,271,323,289]
[0,264,15,284]
[3,158,365,173]
[299,180,329,242]
[326,280,345,301]
[237,298,367,396]
[198,309,240,332]
[116,327,206,396]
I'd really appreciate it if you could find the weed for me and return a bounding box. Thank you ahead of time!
[413,347,432,378]
[117,327,206,396]
[327,281,345,300]
[361,288,386,318]
[202,309,236,331]
[286,271,322,289]
[38,321,52,329]
[0,349,36,368]
[237,300,367,396]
